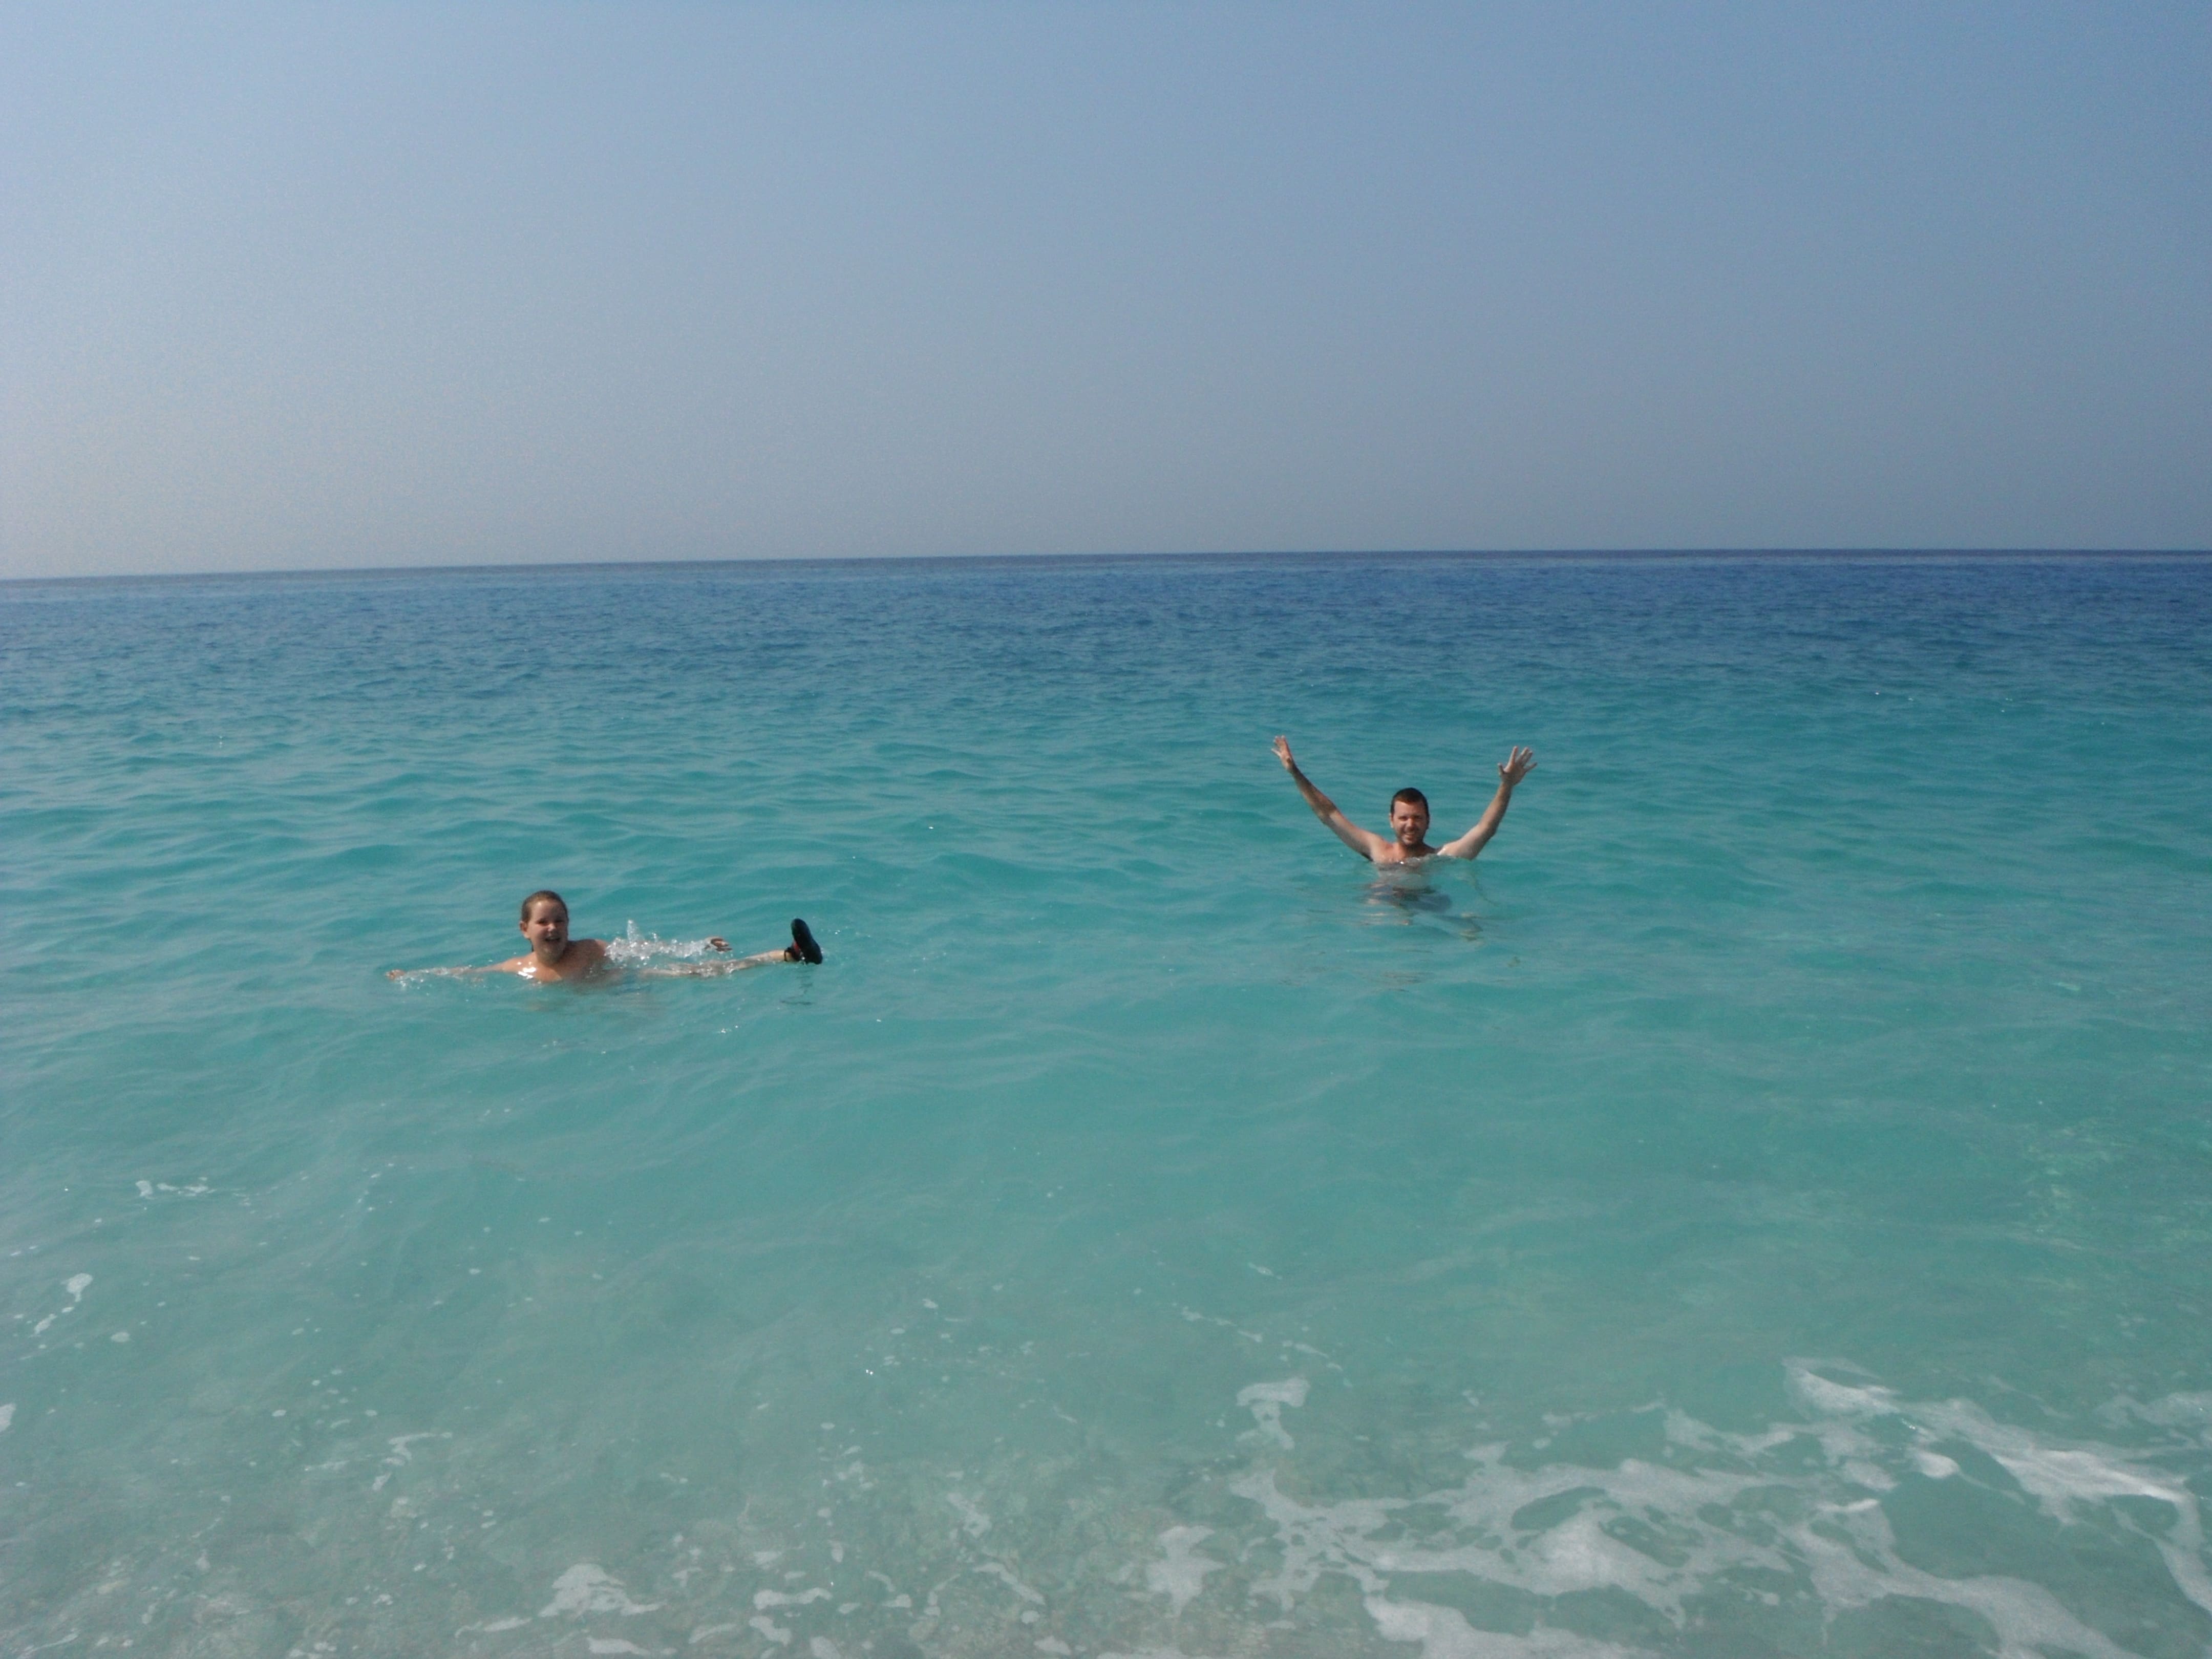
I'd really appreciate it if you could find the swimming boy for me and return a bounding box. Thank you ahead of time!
[389,890,822,981]
[1272,735,1536,863]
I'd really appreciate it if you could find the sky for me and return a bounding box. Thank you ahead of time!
[2,3,2207,579]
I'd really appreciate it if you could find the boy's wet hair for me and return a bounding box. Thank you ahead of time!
[1390,788,1429,811]
[519,889,568,922]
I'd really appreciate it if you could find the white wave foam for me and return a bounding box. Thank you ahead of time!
[1365,1599,1639,1659]
[1144,1527,1220,1618]
[540,1563,662,1619]
[135,1179,211,1198]
[1237,1376,1308,1449]
[753,1588,828,1610]
[1214,1359,2212,1658]
[975,1560,1046,1605]
[946,1490,992,1537]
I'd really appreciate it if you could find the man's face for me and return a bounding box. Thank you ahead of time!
[1389,798,1431,846]
[520,901,570,955]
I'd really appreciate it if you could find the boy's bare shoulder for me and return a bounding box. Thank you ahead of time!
[517,938,611,979]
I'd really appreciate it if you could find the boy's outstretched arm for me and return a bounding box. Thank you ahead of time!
[1273,735,1390,861]
[1438,747,1537,859]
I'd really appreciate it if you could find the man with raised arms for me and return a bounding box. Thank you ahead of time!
[389,890,822,982]
[1273,736,1537,863]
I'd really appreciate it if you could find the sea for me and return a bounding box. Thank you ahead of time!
[3,551,2210,1659]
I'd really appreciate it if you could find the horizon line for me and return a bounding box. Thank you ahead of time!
[6,544,2209,589]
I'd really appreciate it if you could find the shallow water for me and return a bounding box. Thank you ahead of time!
[4,553,2211,1658]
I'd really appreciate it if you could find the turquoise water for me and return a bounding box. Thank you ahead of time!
[4,553,2211,1659]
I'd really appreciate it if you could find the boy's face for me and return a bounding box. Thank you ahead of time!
[1389,799,1431,846]
[520,900,571,954]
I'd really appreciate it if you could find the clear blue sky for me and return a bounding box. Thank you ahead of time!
[3,2,2206,578]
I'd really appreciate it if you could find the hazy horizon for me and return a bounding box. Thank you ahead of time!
[5,3,2208,581]
[10,546,2212,592]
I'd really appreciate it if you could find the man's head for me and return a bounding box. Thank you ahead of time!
[1388,787,1431,847]
[518,890,570,955]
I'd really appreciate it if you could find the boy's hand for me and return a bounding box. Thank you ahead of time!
[1498,746,1538,788]
[1272,735,1296,771]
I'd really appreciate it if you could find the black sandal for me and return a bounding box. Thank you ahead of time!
[789,918,823,964]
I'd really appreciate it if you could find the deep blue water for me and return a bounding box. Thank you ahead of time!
[4,553,2210,1658]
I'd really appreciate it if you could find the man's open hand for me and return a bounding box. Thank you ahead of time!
[1272,735,1296,771]
[1498,746,1538,788]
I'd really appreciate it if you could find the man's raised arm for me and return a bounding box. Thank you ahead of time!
[1273,736,1390,861]
[1438,746,1537,859]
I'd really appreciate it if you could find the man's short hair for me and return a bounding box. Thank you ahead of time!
[520,889,568,922]
[1390,788,1429,811]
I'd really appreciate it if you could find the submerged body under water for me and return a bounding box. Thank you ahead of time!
[4,552,2211,1658]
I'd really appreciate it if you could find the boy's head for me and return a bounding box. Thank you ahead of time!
[519,890,570,952]
[519,889,567,923]
[1388,787,1431,846]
